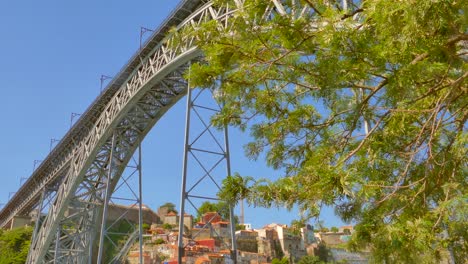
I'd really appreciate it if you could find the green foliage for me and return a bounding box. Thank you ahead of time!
[320,227,329,233]
[103,220,134,263]
[197,201,234,222]
[154,238,165,245]
[316,221,330,233]
[297,255,327,264]
[198,201,220,218]
[189,0,468,262]
[235,223,246,231]
[0,226,33,264]
[159,254,169,262]
[160,202,178,214]
[331,227,339,233]
[272,257,289,264]
[290,219,305,235]
[316,243,332,263]
[274,240,284,259]
[162,223,173,230]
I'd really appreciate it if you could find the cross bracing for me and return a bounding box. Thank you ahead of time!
[0,0,356,263]
[0,0,210,230]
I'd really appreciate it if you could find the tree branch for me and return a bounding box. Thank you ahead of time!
[341,8,363,20]
[303,0,322,16]
[339,111,390,165]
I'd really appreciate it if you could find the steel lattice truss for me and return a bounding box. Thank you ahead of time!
[0,0,349,263]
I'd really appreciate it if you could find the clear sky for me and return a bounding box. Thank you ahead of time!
[0,0,345,229]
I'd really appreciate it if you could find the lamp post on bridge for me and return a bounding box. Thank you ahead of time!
[100,75,113,93]
[140,27,154,51]
[33,160,42,172]
[20,177,28,186]
[50,138,60,152]
[70,112,81,128]
[138,26,155,66]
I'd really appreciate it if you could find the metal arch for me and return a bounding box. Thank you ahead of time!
[0,0,353,262]
[0,0,214,230]
[0,0,350,231]
[27,1,255,261]
[28,64,194,263]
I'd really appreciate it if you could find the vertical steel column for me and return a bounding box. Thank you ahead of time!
[31,188,46,244]
[27,188,46,262]
[178,67,237,263]
[54,226,61,264]
[26,186,59,264]
[98,134,147,264]
[88,238,94,264]
[97,134,117,264]
[138,144,144,264]
[224,125,237,264]
[178,76,192,263]
[224,126,237,264]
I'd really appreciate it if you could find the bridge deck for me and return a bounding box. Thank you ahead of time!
[0,0,205,228]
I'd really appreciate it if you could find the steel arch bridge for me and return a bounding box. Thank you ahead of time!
[0,0,342,263]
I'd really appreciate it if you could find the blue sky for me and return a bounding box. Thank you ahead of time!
[0,0,345,229]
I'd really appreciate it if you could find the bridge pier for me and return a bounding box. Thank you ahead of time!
[178,73,237,263]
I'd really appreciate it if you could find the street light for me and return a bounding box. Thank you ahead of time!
[140,27,155,50]
[100,75,113,93]
[50,138,60,152]
[70,112,81,128]
[20,177,28,186]
[33,160,42,171]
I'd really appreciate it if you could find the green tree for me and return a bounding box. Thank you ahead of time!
[162,223,173,230]
[319,227,329,233]
[272,257,289,264]
[297,255,326,264]
[154,238,165,245]
[103,219,134,263]
[197,201,219,219]
[316,243,332,263]
[290,219,305,235]
[197,201,231,221]
[187,0,467,262]
[160,202,177,214]
[331,226,339,233]
[235,223,246,231]
[0,226,33,264]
